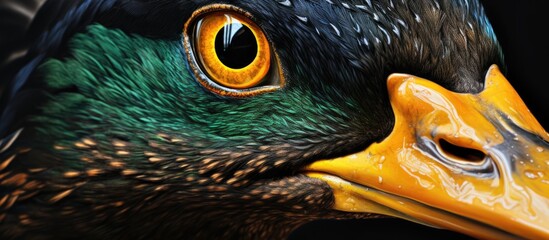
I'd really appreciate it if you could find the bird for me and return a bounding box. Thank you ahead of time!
[0,0,548,239]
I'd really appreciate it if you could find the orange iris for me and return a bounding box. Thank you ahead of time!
[194,12,271,89]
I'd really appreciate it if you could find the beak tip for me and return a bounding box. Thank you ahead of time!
[387,73,413,92]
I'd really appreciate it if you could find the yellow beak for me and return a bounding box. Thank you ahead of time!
[305,65,549,239]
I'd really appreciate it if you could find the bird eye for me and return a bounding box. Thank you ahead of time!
[184,7,284,97]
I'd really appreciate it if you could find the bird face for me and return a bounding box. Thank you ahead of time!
[0,0,547,239]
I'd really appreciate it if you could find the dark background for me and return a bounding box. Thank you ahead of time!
[289,1,548,239]
[481,0,548,128]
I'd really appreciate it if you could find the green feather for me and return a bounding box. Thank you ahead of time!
[35,24,353,149]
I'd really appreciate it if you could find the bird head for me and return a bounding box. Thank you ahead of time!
[0,0,547,239]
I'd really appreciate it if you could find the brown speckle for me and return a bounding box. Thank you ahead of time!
[53,145,67,150]
[20,192,39,201]
[18,148,31,154]
[226,178,238,185]
[74,142,89,149]
[19,214,31,225]
[144,151,157,157]
[274,160,285,166]
[144,177,163,182]
[233,170,245,177]
[0,195,8,207]
[2,173,27,186]
[12,190,26,199]
[109,161,125,168]
[207,185,227,191]
[179,164,190,168]
[80,157,93,163]
[211,173,223,180]
[254,160,266,167]
[276,150,288,156]
[121,169,138,176]
[148,141,166,150]
[246,161,257,167]
[217,151,231,156]
[185,176,196,182]
[242,151,253,155]
[112,140,128,147]
[91,150,113,160]
[0,154,16,171]
[201,158,214,164]
[205,162,219,169]
[86,169,103,177]
[232,180,249,187]
[22,180,40,190]
[176,157,187,162]
[4,195,18,209]
[64,171,80,178]
[200,149,216,155]
[148,157,164,163]
[224,160,236,167]
[116,150,130,156]
[28,168,46,173]
[133,184,148,190]
[82,138,96,146]
[198,179,209,184]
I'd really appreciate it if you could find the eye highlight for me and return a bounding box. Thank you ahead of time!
[184,6,284,97]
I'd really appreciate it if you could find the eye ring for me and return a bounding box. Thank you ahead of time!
[183,4,285,97]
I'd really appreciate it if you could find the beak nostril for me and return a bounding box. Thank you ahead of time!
[438,139,486,163]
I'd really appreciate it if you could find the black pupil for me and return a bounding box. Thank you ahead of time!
[214,23,258,69]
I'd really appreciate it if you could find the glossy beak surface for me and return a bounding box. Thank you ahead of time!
[306,65,549,239]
